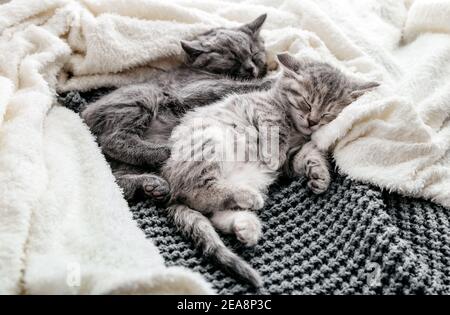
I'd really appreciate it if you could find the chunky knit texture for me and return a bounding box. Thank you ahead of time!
[61,91,450,295]
[131,175,450,295]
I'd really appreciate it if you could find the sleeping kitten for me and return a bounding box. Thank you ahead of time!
[81,14,270,201]
[162,53,379,286]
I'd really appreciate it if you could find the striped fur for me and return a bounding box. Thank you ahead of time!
[162,53,379,285]
[80,15,270,201]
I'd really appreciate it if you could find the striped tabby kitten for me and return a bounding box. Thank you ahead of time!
[81,14,269,202]
[162,53,379,286]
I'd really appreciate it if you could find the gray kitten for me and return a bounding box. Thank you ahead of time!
[162,53,379,286]
[81,14,270,201]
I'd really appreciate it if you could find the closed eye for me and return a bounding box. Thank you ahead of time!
[225,51,241,63]
[252,53,264,65]
[231,56,242,66]
[321,113,335,119]
[252,52,261,59]
[303,99,312,111]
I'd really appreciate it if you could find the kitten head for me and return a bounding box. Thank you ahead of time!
[181,14,268,79]
[276,53,379,136]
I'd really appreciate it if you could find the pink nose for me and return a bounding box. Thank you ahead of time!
[307,117,319,127]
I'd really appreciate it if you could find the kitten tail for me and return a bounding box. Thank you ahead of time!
[167,204,263,287]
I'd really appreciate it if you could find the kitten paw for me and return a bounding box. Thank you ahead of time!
[232,188,264,210]
[261,152,286,171]
[147,146,171,166]
[143,176,170,201]
[233,212,262,246]
[306,159,330,194]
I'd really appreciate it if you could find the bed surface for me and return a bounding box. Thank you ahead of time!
[62,91,450,295]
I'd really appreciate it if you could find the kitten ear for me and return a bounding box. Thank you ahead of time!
[350,81,380,100]
[240,13,267,36]
[180,40,205,58]
[277,53,301,73]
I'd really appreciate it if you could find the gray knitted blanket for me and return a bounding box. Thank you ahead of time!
[61,91,450,295]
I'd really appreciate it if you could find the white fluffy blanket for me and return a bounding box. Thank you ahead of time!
[0,0,214,295]
[1,0,449,294]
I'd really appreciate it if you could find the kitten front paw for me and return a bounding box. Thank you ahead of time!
[159,146,172,162]
[232,188,264,210]
[261,152,286,171]
[233,212,262,246]
[143,176,170,201]
[306,159,330,194]
[261,78,274,90]
[147,146,171,166]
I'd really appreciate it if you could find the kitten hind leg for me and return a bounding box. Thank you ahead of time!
[186,183,265,212]
[178,163,265,212]
[210,210,262,246]
[115,173,170,201]
[230,186,265,210]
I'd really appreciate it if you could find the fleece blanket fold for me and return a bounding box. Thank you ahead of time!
[0,0,213,295]
[1,0,449,295]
